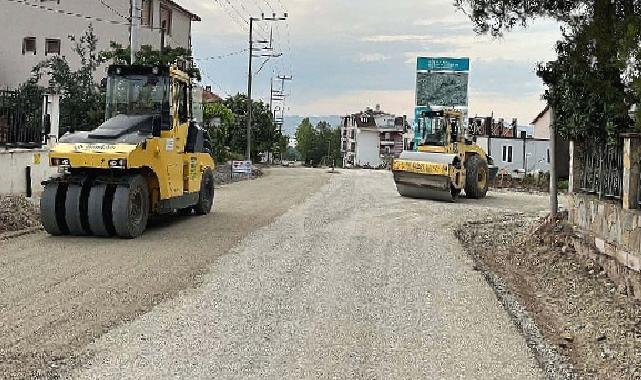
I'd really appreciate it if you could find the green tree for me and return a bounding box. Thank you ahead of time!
[295,118,314,164]
[203,102,235,162]
[222,94,280,162]
[456,0,641,141]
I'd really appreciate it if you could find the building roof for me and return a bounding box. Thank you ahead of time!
[166,0,201,21]
[531,105,550,125]
[202,87,222,103]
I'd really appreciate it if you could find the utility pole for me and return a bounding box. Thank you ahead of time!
[130,0,141,64]
[549,105,558,217]
[246,17,256,162]
[245,13,288,162]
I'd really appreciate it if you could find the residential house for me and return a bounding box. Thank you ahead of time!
[470,111,569,177]
[0,0,200,88]
[341,105,407,168]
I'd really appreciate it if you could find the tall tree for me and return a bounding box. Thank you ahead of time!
[222,94,280,161]
[295,118,314,164]
[203,102,235,162]
[456,0,641,141]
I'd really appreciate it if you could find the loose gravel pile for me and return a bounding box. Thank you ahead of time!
[457,214,641,379]
[0,195,41,235]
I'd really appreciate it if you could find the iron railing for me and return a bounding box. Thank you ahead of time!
[580,140,624,199]
[0,90,44,149]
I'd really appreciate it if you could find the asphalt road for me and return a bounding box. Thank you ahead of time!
[0,168,329,379]
[66,169,550,379]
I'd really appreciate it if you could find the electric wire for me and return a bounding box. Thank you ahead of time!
[6,0,130,25]
[195,48,249,61]
[96,0,129,20]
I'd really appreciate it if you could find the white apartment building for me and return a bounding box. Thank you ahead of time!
[0,0,200,88]
[341,105,406,168]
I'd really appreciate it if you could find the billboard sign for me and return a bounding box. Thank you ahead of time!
[413,57,471,149]
[416,71,469,108]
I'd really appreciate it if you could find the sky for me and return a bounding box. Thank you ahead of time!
[184,0,562,125]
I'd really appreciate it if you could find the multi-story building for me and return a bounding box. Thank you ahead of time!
[0,0,200,88]
[341,105,407,168]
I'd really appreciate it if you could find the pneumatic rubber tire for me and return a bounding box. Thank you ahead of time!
[194,169,214,216]
[465,155,489,199]
[87,184,114,237]
[65,179,92,236]
[112,175,150,239]
[40,182,69,236]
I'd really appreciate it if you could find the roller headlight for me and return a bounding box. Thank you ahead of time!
[108,159,127,169]
[51,158,70,166]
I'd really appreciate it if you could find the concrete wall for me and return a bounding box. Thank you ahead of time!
[0,149,55,197]
[355,130,382,167]
[476,136,551,174]
[568,193,641,297]
[0,0,194,88]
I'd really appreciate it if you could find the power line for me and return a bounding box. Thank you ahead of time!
[262,0,274,13]
[96,0,129,20]
[6,0,130,25]
[211,0,249,32]
[195,48,249,61]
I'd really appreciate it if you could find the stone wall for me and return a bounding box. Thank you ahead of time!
[568,193,641,297]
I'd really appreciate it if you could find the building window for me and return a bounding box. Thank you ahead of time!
[45,39,60,55]
[160,4,172,35]
[547,148,550,163]
[502,145,513,163]
[23,37,36,55]
[141,0,153,27]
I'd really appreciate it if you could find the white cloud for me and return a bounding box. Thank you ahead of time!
[363,35,434,42]
[185,0,562,122]
[358,53,391,62]
[293,90,415,117]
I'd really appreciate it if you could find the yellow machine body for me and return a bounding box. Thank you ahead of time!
[392,109,495,201]
[42,64,216,238]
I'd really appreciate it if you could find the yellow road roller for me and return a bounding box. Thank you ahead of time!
[41,64,215,238]
[392,109,497,201]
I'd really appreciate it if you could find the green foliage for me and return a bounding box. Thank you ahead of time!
[295,118,314,163]
[295,119,341,167]
[31,25,105,133]
[103,42,201,80]
[208,94,282,162]
[284,146,302,161]
[203,102,235,162]
[456,0,641,141]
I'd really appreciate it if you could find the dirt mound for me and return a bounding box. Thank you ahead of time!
[0,195,41,234]
[457,214,641,379]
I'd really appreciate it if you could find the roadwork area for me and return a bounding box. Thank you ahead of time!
[0,168,328,379]
[66,169,550,379]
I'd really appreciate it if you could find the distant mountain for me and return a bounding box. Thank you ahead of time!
[282,115,343,136]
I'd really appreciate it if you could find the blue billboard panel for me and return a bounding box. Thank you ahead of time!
[417,57,470,72]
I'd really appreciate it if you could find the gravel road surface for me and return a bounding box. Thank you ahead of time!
[0,168,328,379]
[69,169,550,379]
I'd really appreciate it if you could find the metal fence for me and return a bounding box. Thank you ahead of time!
[579,140,624,199]
[0,90,44,149]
